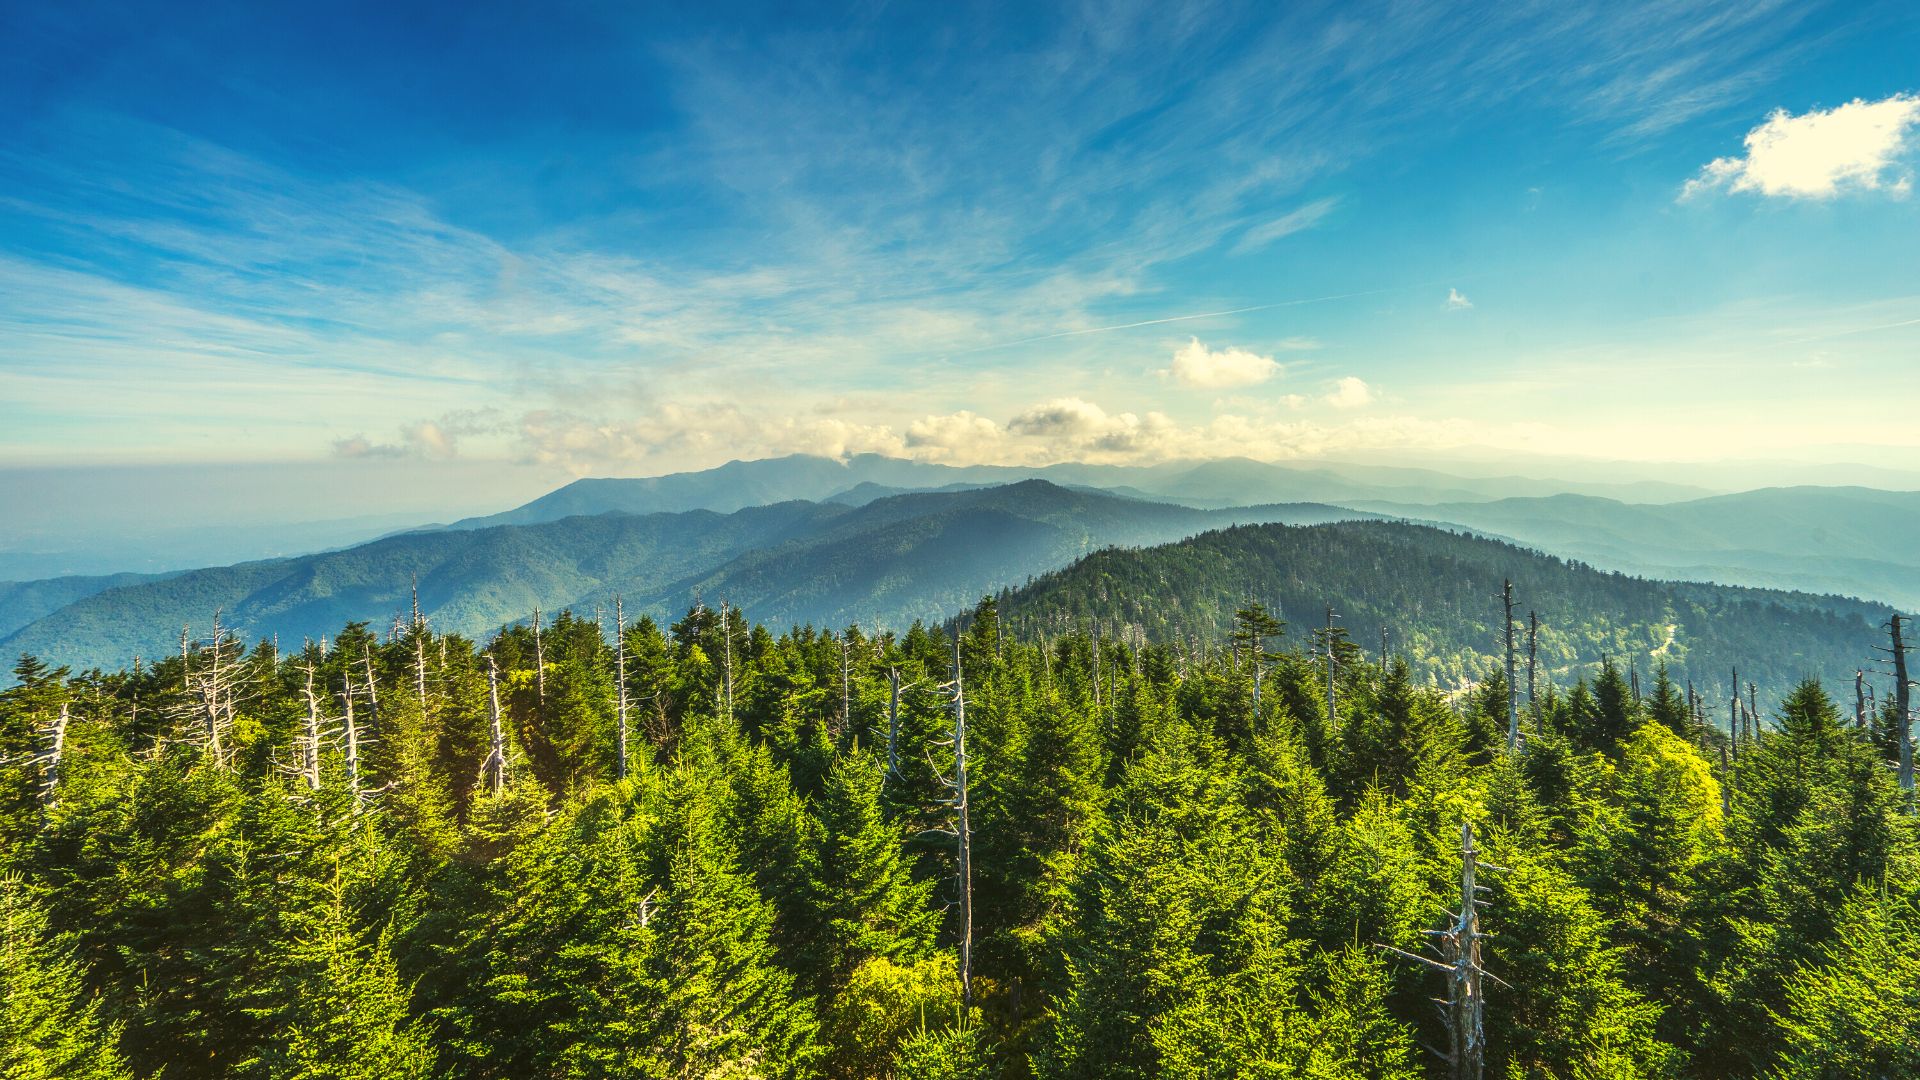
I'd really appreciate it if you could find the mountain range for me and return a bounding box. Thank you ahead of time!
[0,482,1362,671]
[1,454,1911,700]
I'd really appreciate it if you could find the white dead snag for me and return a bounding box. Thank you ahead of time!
[1377,821,1499,1080]
[414,630,430,716]
[614,595,630,782]
[361,643,380,738]
[531,607,546,709]
[299,660,323,792]
[720,601,735,725]
[1735,661,1751,803]
[1091,629,1103,718]
[1502,581,1519,753]
[179,616,240,768]
[951,631,974,1008]
[340,672,365,811]
[1892,616,1914,799]
[129,655,142,734]
[1526,611,1539,714]
[925,631,975,1007]
[886,666,902,782]
[38,703,69,813]
[482,654,509,797]
[1856,669,1869,730]
[840,637,852,734]
[1324,606,1339,730]
[409,578,431,715]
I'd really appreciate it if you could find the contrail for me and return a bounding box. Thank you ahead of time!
[1780,315,1920,346]
[948,285,1407,356]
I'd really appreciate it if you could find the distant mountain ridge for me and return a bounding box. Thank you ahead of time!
[434,452,1716,531]
[0,482,1367,671]
[1355,485,1920,609]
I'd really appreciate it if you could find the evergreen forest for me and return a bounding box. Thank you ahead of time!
[1,591,1916,1079]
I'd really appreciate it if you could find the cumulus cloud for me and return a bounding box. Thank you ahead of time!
[1446,288,1473,311]
[516,404,907,475]
[331,411,503,459]
[1682,94,1920,200]
[1164,338,1282,388]
[1325,376,1374,409]
[441,388,1488,474]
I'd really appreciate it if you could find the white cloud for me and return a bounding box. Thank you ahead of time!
[1325,376,1374,409]
[1164,338,1282,388]
[1446,288,1473,311]
[1682,94,1920,200]
[1232,196,1340,254]
[330,411,502,459]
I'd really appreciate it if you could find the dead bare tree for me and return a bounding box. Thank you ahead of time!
[926,630,975,1007]
[839,636,853,737]
[1502,581,1519,752]
[410,576,430,713]
[361,642,380,738]
[1856,669,1869,730]
[1323,606,1340,729]
[339,672,365,811]
[721,600,736,725]
[531,607,546,709]
[1727,666,1741,803]
[1526,611,1539,714]
[614,595,630,781]
[481,655,509,797]
[179,616,243,768]
[33,703,70,814]
[298,659,324,792]
[1890,615,1914,799]
[886,666,904,782]
[1378,821,1501,1080]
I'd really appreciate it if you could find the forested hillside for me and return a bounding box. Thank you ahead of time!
[1,596,1914,1078]
[992,520,1893,705]
[1355,486,1920,608]
[0,483,1360,673]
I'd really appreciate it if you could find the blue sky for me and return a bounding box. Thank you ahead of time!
[3,0,1918,488]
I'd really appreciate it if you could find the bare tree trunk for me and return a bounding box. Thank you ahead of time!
[39,703,69,813]
[361,642,380,738]
[1449,821,1487,1080]
[300,662,323,792]
[531,607,545,709]
[1376,821,1494,1080]
[340,673,364,810]
[1091,628,1102,718]
[1728,666,1740,803]
[1526,611,1539,713]
[1749,682,1760,740]
[1325,606,1338,730]
[1502,581,1518,752]
[886,666,902,782]
[951,630,973,1008]
[1892,624,1913,798]
[614,595,630,781]
[1857,669,1869,730]
[482,655,509,797]
[721,601,735,725]
[414,630,429,715]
